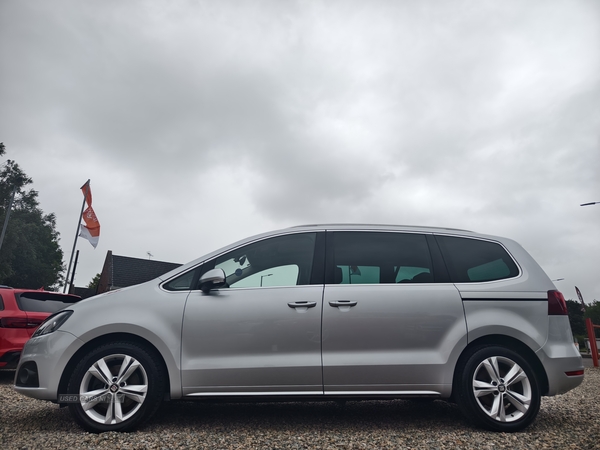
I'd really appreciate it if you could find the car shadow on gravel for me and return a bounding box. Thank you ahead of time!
[0,370,79,433]
[145,394,587,435]
[0,369,15,384]
[146,399,467,432]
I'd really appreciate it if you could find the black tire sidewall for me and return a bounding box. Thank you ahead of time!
[458,345,541,432]
[67,341,164,433]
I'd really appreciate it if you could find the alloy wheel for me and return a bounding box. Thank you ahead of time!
[79,353,148,425]
[471,355,532,423]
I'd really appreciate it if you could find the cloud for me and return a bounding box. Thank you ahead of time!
[0,0,599,299]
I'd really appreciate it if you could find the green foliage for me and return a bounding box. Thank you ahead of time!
[584,301,600,322]
[574,334,586,348]
[566,299,586,336]
[0,144,64,289]
[87,273,101,290]
[584,301,600,338]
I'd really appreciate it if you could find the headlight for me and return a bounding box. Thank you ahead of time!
[32,310,73,337]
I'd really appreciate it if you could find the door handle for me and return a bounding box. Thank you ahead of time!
[328,300,358,308]
[287,301,317,309]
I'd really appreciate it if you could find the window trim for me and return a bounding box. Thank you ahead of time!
[325,230,440,285]
[159,230,326,292]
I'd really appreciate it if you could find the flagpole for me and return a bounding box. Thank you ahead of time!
[63,179,89,293]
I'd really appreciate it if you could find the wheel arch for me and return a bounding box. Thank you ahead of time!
[58,332,172,403]
[452,334,549,398]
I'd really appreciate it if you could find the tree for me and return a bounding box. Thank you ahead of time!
[566,299,586,336]
[584,301,600,339]
[0,143,64,289]
[87,273,101,291]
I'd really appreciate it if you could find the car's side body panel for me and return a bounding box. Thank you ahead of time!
[461,296,549,350]
[181,285,324,395]
[322,283,467,397]
[27,282,187,400]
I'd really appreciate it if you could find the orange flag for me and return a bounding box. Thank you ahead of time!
[79,181,100,248]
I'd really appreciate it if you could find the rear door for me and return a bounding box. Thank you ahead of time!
[321,231,467,396]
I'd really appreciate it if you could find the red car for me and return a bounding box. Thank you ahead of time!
[0,286,81,369]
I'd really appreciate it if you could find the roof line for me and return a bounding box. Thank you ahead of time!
[289,223,473,232]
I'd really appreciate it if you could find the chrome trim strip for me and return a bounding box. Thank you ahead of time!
[461,297,546,301]
[184,391,324,397]
[324,390,441,396]
[184,390,441,397]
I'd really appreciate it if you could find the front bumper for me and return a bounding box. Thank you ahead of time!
[13,330,83,401]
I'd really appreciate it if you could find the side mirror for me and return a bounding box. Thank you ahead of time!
[199,268,226,293]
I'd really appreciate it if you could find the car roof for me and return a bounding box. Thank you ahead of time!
[288,223,475,234]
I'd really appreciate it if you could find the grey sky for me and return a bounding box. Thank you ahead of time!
[1,1,599,302]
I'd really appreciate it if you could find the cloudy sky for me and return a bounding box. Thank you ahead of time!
[1,1,599,302]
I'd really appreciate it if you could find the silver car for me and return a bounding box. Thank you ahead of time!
[14,224,583,433]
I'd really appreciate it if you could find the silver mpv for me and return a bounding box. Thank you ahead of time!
[14,224,583,433]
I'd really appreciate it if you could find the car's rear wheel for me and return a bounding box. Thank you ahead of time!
[67,341,165,432]
[457,346,540,432]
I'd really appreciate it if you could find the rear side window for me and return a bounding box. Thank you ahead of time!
[436,236,519,282]
[16,292,80,313]
[331,232,434,284]
[0,294,4,310]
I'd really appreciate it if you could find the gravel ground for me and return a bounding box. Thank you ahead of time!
[1,368,599,450]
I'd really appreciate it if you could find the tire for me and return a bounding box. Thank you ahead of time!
[457,346,541,432]
[67,341,166,433]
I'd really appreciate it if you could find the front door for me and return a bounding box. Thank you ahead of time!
[181,232,324,396]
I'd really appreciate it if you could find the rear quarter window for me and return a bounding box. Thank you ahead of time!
[436,235,520,282]
[16,292,80,313]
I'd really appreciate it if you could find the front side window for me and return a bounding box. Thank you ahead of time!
[211,233,317,288]
[332,232,433,284]
[436,235,520,282]
[163,268,200,291]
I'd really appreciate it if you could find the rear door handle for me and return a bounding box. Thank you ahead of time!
[329,300,358,308]
[287,301,317,310]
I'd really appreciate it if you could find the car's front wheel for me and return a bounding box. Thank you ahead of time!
[67,341,166,432]
[457,346,541,432]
